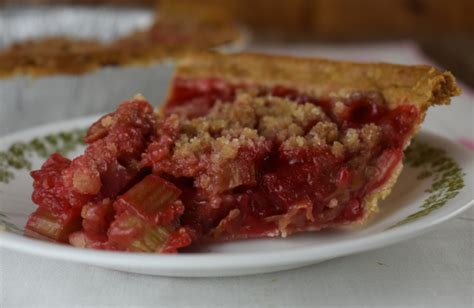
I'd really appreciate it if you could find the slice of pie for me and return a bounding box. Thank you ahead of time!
[26,52,461,252]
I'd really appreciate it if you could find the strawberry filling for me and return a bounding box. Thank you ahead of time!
[27,78,419,252]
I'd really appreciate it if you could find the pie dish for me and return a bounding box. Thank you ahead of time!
[0,3,241,77]
[24,52,461,253]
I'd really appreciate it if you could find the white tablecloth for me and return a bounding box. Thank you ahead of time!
[1,43,473,307]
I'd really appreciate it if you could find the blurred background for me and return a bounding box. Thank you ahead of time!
[0,0,473,135]
[1,0,473,84]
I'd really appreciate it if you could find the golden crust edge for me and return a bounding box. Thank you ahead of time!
[360,160,404,222]
[174,52,461,112]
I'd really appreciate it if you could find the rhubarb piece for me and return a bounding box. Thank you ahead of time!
[113,175,182,224]
[69,231,95,248]
[160,227,195,253]
[69,231,117,250]
[81,198,114,237]
[108,212,174,253]
[25,207,82,242]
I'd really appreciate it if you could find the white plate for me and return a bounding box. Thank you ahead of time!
[0,115,473,277]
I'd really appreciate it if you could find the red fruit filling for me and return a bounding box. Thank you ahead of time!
[27,79,419,252]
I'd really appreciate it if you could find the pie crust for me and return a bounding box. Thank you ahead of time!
[174,52,460,114]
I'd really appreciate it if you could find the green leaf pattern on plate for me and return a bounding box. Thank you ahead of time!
[0,212,23,234]
[0,129,86,183]
[390,140,465,228]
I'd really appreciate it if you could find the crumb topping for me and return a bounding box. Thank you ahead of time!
[146,91,389,197]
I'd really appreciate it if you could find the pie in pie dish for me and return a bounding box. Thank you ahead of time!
[0,3,240,77]
[26,52,461,252]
